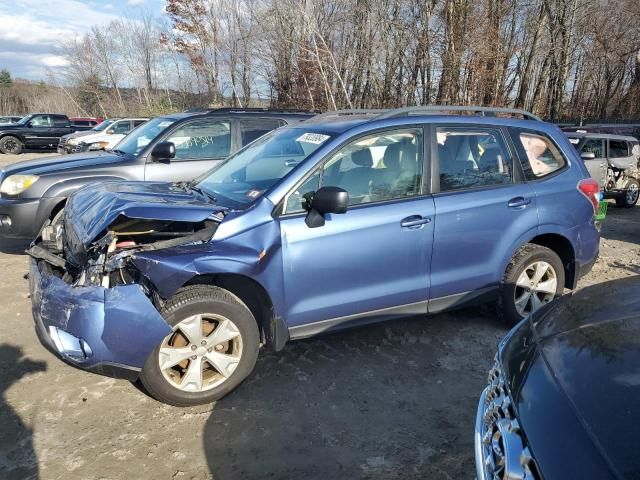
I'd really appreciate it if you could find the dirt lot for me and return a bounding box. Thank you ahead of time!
[0,151,638,480]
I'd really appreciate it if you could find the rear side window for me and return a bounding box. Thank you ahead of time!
[436,126,513,192]
[609,140,630,158]
[515,131,567,179]
[240,119,284,145]
[133,120,146,127]
[54,117,70,127]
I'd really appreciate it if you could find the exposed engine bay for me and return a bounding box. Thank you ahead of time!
[28,215,222,291]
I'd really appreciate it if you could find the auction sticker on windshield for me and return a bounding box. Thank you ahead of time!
[296,133,330,144]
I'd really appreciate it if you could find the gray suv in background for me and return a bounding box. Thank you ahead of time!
[0,108,314,239]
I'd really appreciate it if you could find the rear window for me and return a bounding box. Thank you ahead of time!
[609,140,631,158]
[514,130,567,179]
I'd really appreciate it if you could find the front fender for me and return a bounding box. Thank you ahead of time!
[0,131,25,142]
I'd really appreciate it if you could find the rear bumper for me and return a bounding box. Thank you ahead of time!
[0,196,63,239]
[29,258,172,376]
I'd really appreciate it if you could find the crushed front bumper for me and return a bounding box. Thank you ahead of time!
[29,257,172,378]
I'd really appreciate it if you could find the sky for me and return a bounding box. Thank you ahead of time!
[0,0,166,81]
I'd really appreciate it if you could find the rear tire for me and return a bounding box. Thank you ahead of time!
[497,244,565,326]
[615,178,639,208]
[140,285,260,407]
[0,136,23,154]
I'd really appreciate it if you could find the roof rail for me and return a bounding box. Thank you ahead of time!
[375,105,542,121]
[305,109,389,122]
[184,107,320,114]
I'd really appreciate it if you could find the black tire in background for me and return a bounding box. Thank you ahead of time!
[0,136,23,154]
[615,178,639,208]
[497,244,565,326]
[140,285,260,407]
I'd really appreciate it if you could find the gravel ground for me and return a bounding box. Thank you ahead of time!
[0,151,638,480]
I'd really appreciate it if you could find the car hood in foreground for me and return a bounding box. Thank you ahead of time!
[64,181,227,256]
[502,275,640,479]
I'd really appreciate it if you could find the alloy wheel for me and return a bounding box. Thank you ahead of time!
[513,261,557,317]
[626,183,639,205]
[4,138,19,153]
[158,313,243,392]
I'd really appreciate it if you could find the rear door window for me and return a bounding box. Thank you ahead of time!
[240,119,284,146]
[609,139,631,158]
[513,130,567,179]
[436,126,513,192]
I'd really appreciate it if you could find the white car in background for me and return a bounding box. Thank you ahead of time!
[74,118,148,153]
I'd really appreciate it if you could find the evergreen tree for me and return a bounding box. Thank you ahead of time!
[0,69,11,86]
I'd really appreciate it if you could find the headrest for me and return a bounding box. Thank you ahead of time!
[351,148,373,167]
[383,142,402,169]
[480,144,503,164]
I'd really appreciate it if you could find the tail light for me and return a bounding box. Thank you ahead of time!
[577,178,600,213]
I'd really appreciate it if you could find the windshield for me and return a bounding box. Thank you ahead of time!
[114,117,176,156]
[16,115,32,125]
[195,128,333,207]
[92,119,115,132]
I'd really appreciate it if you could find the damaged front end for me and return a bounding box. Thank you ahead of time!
[28,208,224,378]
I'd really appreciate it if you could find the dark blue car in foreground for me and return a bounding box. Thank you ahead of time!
[476,275,640,480]
[28,106,600,406]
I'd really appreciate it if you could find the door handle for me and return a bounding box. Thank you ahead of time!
[507,197,531,209]
[401,215,431,228]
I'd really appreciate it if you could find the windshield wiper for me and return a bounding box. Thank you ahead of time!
[189,185,217,203]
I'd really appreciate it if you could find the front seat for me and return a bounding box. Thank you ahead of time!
[339,149,374,203]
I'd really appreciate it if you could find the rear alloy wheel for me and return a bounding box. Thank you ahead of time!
[0,136,23,155]
[615,178,639,208]
[498,244,565,325]
[513,261,557,317]
[140,285,259,406]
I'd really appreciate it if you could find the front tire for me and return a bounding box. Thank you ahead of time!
[140,285,260,407]
[615,178,639,208]
[497,244,565,325]
[0,136,23,154]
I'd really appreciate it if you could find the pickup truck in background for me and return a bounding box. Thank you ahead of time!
[0,113,82,154]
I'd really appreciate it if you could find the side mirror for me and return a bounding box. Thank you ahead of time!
[150,141,176,162]
[26,122,33,128]
[581,152,596,160]
[304,186,349,228]
[106,129,114,135]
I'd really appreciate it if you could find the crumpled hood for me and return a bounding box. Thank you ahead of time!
[525,276,640,478]
[61,130,95,142]
[64,181,227,257]
[1,151,128,178]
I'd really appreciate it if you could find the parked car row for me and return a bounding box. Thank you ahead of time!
[58,117,148,154]
[1,105,633,477]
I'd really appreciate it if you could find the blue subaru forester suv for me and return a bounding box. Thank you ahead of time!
[28,106,600,406]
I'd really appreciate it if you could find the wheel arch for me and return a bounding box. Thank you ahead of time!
[182,273,289,351]
[528,233,576,289]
